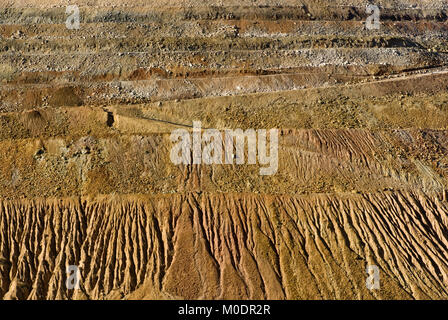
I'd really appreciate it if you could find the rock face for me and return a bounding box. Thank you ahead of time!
[1,193,448,300]
[0,1,448,299]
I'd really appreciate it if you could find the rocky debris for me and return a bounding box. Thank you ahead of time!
[0,0,447,300]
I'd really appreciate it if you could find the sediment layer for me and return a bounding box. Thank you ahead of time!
[1,1,447,300]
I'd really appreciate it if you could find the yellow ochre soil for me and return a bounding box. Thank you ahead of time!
[0,0,448,299]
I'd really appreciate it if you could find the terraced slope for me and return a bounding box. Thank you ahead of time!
[0,0,447,300]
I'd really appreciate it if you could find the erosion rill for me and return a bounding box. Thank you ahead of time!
[0,0,448,300]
